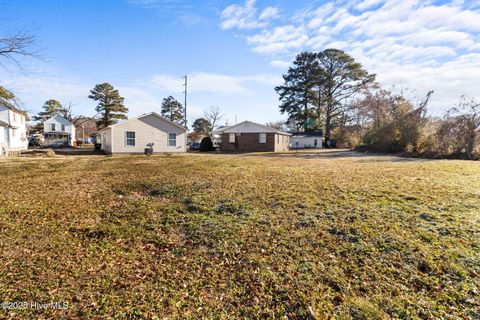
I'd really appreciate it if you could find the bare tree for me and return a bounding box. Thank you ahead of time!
[204,106,224,131]
[442,97,480,159]
[0,31,39,68]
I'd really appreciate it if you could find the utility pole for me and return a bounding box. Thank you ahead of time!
[183,75,187,128]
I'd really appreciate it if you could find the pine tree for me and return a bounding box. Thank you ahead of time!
[32,99,63,122]
[88,83,128,129]
[316,49,375,140]
[161,96,185,125]
[275,52,319,131]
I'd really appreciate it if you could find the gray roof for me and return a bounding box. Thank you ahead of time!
[0,100,29,118]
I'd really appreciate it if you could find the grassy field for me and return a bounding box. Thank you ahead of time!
[0,150,479,319]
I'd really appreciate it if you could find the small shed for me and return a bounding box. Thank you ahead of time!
[220,121,290,152]
[290,131,323,149]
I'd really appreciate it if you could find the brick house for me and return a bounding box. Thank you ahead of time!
[220,121,290,152]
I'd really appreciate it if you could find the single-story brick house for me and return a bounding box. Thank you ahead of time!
[220,121,290,152]
[96,112,187,154]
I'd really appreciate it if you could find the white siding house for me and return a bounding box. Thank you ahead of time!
[96,112,187,154]
[290,132,323,149]
[43,114,76,147]
[0,101,28,155]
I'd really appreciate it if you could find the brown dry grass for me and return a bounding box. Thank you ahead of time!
[0,150,479,319]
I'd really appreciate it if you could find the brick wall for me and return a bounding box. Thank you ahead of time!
[221,132,277,152]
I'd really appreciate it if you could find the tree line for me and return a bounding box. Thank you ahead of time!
[275,49,480,160]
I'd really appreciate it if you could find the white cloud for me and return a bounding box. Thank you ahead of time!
[148,72,280,94]
[220,0,480,113]
[356,0,384,11]
[220,0,279,30]
[259,6,279,20]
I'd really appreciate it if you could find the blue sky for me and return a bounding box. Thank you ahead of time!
[1,0,480,126]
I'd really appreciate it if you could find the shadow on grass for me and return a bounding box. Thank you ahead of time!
[27,146,105,156]
[241,149,435,162]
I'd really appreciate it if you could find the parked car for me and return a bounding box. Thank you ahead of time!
[190,142,201,150]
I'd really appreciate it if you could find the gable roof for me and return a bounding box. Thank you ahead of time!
[291,131,323,137]
[97,112,187,133]
[0,120,10,127]
[44,113,74,126]
[0,100,29,119]
[222,120,290,135]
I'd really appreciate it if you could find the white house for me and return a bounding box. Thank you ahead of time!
[43,114,76,147]
[0,100,28,155]
[96,112,187,154]
[290,132,324,149]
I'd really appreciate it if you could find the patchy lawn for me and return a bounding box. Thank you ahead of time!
[0,151,479,319]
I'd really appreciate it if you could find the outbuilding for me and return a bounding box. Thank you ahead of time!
[96,112,187,154]
[220,121,290,152]
[290,131,324,149]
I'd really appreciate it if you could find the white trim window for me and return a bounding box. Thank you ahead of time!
[125,131,136,146]
[51,123,56,131]
[168,133,176,147]
[229,133,235,143]
[61,124,66,132]
[259,133,266,144]
[11,128,16,137]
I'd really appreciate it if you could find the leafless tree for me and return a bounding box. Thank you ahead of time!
[204,106,224,130]
[441,97,480,159]
[0,31,39,68]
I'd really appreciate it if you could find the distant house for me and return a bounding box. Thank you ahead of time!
[220,121,290,152]
[74,117,98,143]
[96,112,187,154]
[0,100,28,155]
[290,131,323,149]
[43,114,76,147]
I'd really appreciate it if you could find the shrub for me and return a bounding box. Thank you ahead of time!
[200,137,214,152]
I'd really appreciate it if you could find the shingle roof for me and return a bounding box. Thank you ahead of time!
[0,100,29,119]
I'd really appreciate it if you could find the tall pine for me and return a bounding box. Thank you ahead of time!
[316,49,375,140]
[32,99,64,122]
[275,52,319,131]
[88,83,128,129]
[161,96,185,125]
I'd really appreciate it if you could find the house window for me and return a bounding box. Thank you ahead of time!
[229,133,235,143]
[12,128,16,137]
[13,113,16,122]
[168,133,176,147]
[125,131,135,146]
[277,135,280,143]
[51,123,56,131]
[259,133,266,143]
[61,124,66,132]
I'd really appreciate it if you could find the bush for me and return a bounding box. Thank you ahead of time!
[200,137,214,152]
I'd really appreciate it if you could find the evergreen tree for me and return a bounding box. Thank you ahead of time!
[32,99,63,122]
[0,85,16,102]
[316,49,375,140]
[88,83,128,129]
[161,96,185,125]
[275,52,319,131]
